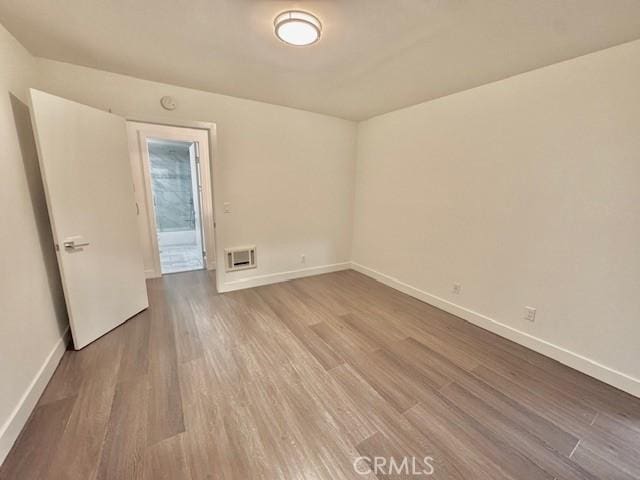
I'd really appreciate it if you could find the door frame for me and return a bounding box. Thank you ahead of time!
[127,118,219,286]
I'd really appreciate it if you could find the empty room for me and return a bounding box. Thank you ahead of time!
[1,1,639,479]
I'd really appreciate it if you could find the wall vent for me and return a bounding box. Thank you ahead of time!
[225,245,257,272]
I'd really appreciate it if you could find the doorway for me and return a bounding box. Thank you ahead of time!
[148,139,204,274]
[127,122,216,278]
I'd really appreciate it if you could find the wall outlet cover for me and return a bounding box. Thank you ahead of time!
[524,306,537,322]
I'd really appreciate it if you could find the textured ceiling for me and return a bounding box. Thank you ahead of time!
[2,0,640,120]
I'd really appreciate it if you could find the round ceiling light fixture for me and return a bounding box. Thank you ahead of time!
[274,10,322,46]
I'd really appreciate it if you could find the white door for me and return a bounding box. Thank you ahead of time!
[29,89,148,349]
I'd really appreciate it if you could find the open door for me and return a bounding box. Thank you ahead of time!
[29,89,148,349]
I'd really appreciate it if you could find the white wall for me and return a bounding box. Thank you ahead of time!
[352,40,640,396]
[36,58,357,291]
[0,24,68,462]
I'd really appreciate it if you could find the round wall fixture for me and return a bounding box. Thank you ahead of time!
[274,10,322,46]
[160,96,177,111]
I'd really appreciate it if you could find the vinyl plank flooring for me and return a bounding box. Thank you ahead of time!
[170,299,205,365]
[179,360,250,480]
[571,442,639,480]
[438,382,598,480]
[142,433,192,480]
[470,364,595,438]
[261,365,372,480]
[385,337,459,391]
[348,347,444,412]
[392,337,579,456]
[38,325,124,406]
[401,326,481,371]
[116,309,151,383]
[2,270,639,479]
[256,286,345,370]
[331,365,463,480]
[340,311,408,348]
[260,281,335,326]
[310,318,380,362]
[591,411,640,446]
[580,418,640,477]
[95,376,149,480]
[44,353,121,480]
[290,275,352,316]
[0,397,76,480]
[259,338,379,447]
[408,387,557,480]
[355,431,459,480]
[403,401,530,480]
[144,275,186,447]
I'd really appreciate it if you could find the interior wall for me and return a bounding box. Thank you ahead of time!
[0,24,68,462]
[352,39,640,395]
[36,59,357,291]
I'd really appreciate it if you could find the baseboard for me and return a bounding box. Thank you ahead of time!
[0,328,70,464]
[219,262,351,292]
[350,262,640,398]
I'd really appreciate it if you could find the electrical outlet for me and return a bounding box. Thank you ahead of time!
[300,254,306,264]
[223,202,231,213]
[524,306,537,322]
[452,283,462,295]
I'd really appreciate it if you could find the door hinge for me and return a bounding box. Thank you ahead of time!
[202,251,207,258]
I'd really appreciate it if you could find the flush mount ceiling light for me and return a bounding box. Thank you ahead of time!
[274,10,322,46]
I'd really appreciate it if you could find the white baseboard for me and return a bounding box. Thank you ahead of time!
[0,328,70,464]
[219,262,351,292]
[350,262,640,398]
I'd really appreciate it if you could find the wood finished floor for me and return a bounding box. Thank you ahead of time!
[2,270,639,479]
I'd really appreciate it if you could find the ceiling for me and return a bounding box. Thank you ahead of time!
[2,0,640,120]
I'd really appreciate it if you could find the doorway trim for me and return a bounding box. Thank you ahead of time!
[127,119,218,286]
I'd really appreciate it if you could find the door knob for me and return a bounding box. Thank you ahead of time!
[63,237,90,250]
